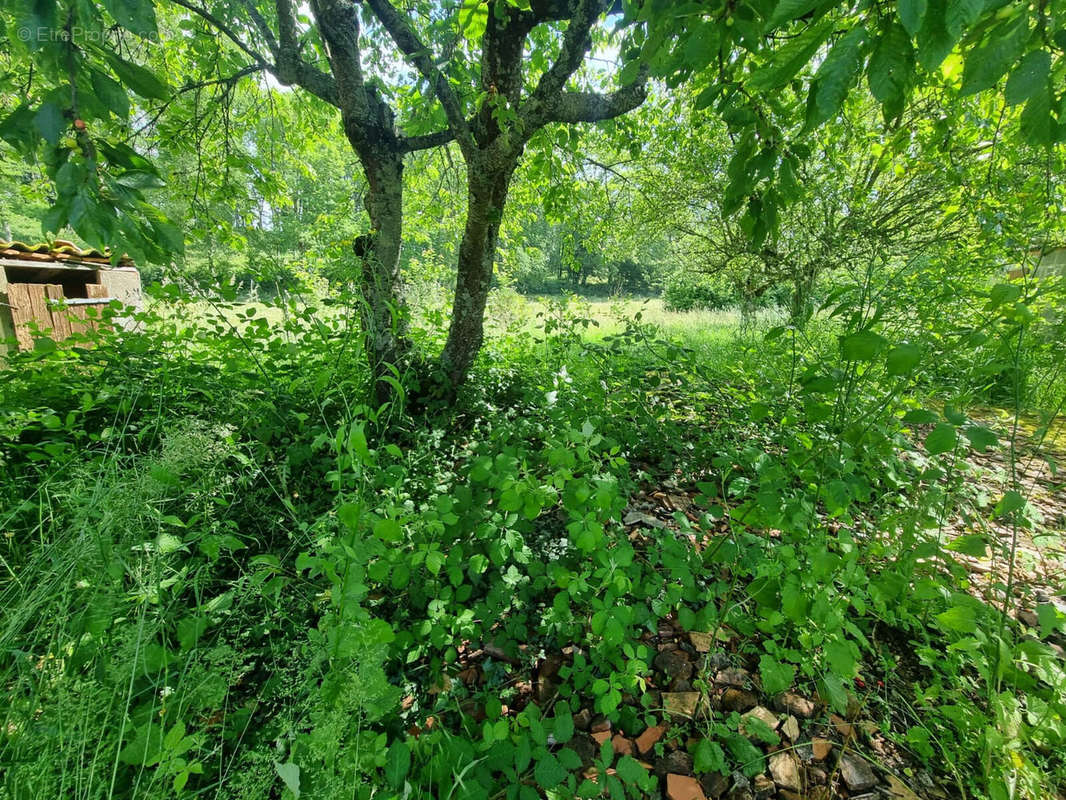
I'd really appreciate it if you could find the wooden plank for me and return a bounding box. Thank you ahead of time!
[44,284,72,340]
[7,283,35,350]
[9,283,53,348]
[85,284,109,334]
[68,304,90,336]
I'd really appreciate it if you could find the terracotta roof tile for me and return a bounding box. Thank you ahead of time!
[0,240,133,266]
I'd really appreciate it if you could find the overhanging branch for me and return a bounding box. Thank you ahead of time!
[363,0,476,155]
[402,128,455,153]
[540,69,649,124]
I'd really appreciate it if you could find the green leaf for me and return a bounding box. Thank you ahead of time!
[820,672,849,714]
[34,102,65,145]
[807,26,868,129]
[993,490,1025,518]
[867,21,914,119]
[824,638,856,678]
[959,14,1028,95]
[337,502,361,530]
[748,19,835,92]
[944,0,982,38]
[91,69,130,118]
[768,0,822,28]
[425,549,445,575]
[552,709,574,744]
[1037,603,1062,638]
[534,752,567,789]
[385,741,410,789]
[0,104,38,150]
[924,423,957,455]
[693,738,726,774]
[106,52,170,100]
[103,0,158,37]
[615,755,648,784]
[962,425,998,452]
[1020,87,1053,146]
[945,533,988,557]
[916,0,956,69]
[898,0,927,36]
[274,761,301,798]
[936,604,976,633]
[373,517,403,543]
[885,342,921,375]
[759,654,796,695]
[1005,50,1051,106]
[840,330,888,361]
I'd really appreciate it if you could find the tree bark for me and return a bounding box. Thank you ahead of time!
[354,150,408,392]
[439,153,519,388]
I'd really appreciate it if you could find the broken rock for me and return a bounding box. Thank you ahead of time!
[611,734,635,757]
[714,668,750,687]
[774,692,817,718]
[689,631,714,652]
[719,688,758,712]
[667,773,708,800]
[656,750,695,777]
[700,771,731,799]
[811,738,833,760]
[839,752,878,792]
[752,773,775,798]
[635,724,666,756]
[664,691,703,718]
[768,752,801,791]
[655,649,695,683]
[740,706,779,735]
[781,715,800,742]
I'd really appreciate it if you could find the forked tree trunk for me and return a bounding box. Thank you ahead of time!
[439,155,518,388]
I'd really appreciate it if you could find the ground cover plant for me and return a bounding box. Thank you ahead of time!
[2,1,1066,799]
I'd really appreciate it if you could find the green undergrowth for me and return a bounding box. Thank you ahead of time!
[1,283,1064,800]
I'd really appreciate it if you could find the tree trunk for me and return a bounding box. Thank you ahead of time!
[439,156,517,388]
[344,121,410,403]
[359,155,407,365]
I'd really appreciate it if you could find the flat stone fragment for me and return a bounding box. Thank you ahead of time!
[624,510,666,528]
[714,668,749,687]
[768,752,801,791]
[839,752,878,792]
[741,705,779,734]
[811,738,834,760]
[884,775,921,800]
[611,734,635,756]
[752,773,775,798]
[689,631,714,652]
[636,724,666,755]
[656,750,695,777]
[700,772,730,798]
[781,715,801,742]
[667,773,708,800]
[663,691,703,718]
[719,688,758,712]
[774,692,817,718]
[655,649,694,682]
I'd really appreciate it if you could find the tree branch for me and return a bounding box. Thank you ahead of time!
[526,0,605,107]
[362,0,476,155]
[401,128,455,153]
[539,69,649,124]
[271,0,341,106]
[167,0,271,68]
